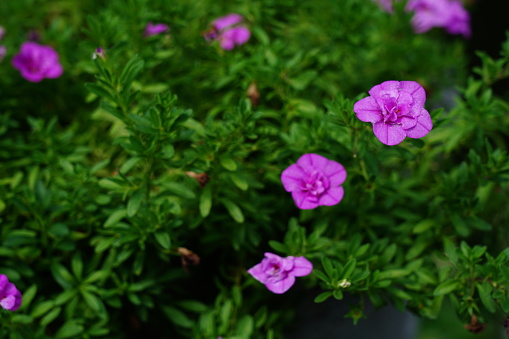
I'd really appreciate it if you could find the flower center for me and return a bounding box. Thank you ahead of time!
[300,170,329,201]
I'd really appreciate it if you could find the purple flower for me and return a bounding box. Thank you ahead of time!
[92,47,106,60]
[372,0,401,13]
[281,153,347,210]
[0,26,5,40]
[144,22,170,37]
[406,0,470,38]
[248,253,313,294]
[0,274,22,311]
[12,42,63,83]
[353,80,433,146]
[206,13,250,50]
[0,46,6,62]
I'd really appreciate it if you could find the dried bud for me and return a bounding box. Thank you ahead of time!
[464,315,486,334]
[247,82,260,106]
[186,171,210,188]
[177,247,200,272]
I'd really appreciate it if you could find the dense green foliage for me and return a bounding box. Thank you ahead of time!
[1,0,509,338]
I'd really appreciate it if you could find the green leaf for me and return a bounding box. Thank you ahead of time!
[40,307,61,326]
[120,157,141,174]
[51,263,75,290]
[340,259,356,279]
[476,282,496,313]
[104,209,127,228]
[230,173,249,191]
[433,280,459,296]
[222,199,244,223]
[220,157,237,171]
[314,291,333,303]
[127,189,144,217]
[31,300,55,318]
[165,182,196,199]
[268,240,288,253]
[412,219,434,233]
[332,289,344,300]
[236,315,254,337]
[11,314,33,324]
[19,284,37,311]
[154,232,171,250]
[55,320,85,338]
[442,237,458,263]
[162,306,193,328]
[81,291,101,312]
[321,257,335,278]
[85,83,114,101]
[120,55,145,89]
[71,252,83,280]
[199,184,212,218]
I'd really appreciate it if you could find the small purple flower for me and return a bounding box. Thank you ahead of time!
[0,46,6,62]
[0,274,22,311]
[281,153,347,210]
[12,42,63,83]
[0,26,5,40]
[92,47,106,60]
[144,22,170,37]
[206,13,250,50]
[406,0,470,38]
[372,0,401,13]
[248,253,313,294]
[353,80,433,146]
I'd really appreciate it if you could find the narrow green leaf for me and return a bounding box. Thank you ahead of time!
[222,199,244,223]
[104,209,127,228]
[199,184,212,218]
[55,320,84,338]
[433,280,459,296]
[477,282,496,313]
[154,232,171,250]
[314,291,333,303]
[127,189,144,217]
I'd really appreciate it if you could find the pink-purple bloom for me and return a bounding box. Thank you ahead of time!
[0,46,6,62]
[248,253,313,294]
[406,0,470,38]
[354,80,433,146]
[205,13,250,50]
[12,42,63,82]
[0,274,22,311]
[281,153,347,210]
[144,22,170,37]
[372,0,400,13]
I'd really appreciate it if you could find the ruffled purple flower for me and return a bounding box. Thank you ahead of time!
[354,80,433,146]
[144,22,170,37]
[281,153,347,210]
[248,253,313,294]
[0,274,22,311]
[206,13,250,50]
[406,0,470,38]
[12,42,63,83]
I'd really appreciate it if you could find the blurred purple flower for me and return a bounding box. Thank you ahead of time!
[354,80,433,146]
[92,47,106,60]
[248,253,313,294]
[12,42,63,82]
[372,0,401,13]
[406,0,470,38]
[144,22,170,37]
[27,30,41,42]
[206,13,250,50]
[0,26,5,40]
[0,274,22,311]
[281,153,346,210]
[0,46,6,62]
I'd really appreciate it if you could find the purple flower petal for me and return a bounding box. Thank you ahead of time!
[318,186,344,206]
[265,274,296,294]
[399,116,417,129]
[12,42,63,82]
[213,13,244,31]
[296,153,328,172]
[373,122,407,146]
[281,164,306,192]
[247,262,268,284]
[291,257,313,277]
[144,22,170,37]
[400,81,426,107]
[354,97,382,123]
[322,161,347,186]
[405,108,433,138]
[0,274,22,311]
[291,191,319,210]
[231,27,250,45]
